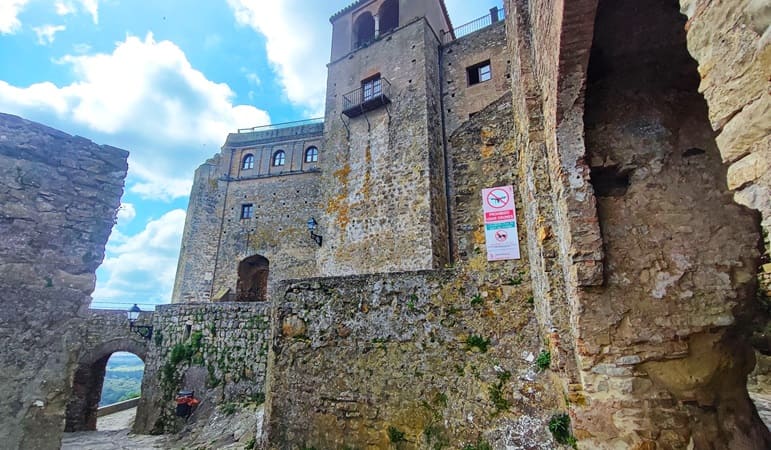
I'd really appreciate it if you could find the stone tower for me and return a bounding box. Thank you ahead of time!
[316,0,454,276]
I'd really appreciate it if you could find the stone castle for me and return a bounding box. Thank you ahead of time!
[1,0,770,449]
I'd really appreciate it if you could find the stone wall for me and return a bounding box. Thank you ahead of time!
[263,270,560,449]
[135,303,271,434]
[504,0,771,447]
[262,96,565,449]
[0,113,127,449]
[65,309,151,432]
[679,0,770,251]
[318,18,449,276]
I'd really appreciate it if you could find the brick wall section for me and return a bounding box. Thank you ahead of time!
[441,21,509,136]
[134,303,271,434]
[0,113,127,450]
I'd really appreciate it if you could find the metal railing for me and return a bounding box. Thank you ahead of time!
[237,117,324,134]
[342,78,392,113]
[443,5,505,44]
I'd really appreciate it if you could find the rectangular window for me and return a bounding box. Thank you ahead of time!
[467,60,492,85]
[362,75,382,101]
[240,204,254,219]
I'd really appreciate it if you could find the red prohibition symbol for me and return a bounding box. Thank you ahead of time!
[495,230,508,242]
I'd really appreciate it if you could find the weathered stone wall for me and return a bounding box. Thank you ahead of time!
[172,124,323,303]
[262,96,564,449]
[263,270,560,449]
[318,18,449,276]
[172,156,226,303]
[135,303,270,434]
[0,113,127,449]
[504,0,771,447]
[65,309,151,432]
[679,0,770,251]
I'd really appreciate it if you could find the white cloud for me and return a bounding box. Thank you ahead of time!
[54,0,99,23]
[0,32,270,200]
[93,209,186,305]
[0,0,30,34]
[33,24,66,45]
[226,0,328,114]
[116,202,136,225]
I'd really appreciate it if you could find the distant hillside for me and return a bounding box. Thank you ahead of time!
[100,352,144,406]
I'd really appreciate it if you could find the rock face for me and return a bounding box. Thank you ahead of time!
[0,113,128,449]
[505,0,771,447]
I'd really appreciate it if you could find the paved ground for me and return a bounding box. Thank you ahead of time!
[751,392,771,431]
[61,408,169,449]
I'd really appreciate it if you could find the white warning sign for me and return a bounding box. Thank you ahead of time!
[482,185,520,261]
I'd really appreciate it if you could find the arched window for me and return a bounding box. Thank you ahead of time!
[272,150,286,166]
[305,146,318,163]
[379,0,399,35]
[242,153,254,169]
[353,12,375,48]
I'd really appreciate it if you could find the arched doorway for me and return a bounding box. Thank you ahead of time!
[237,254,269,302]
[65,340,147,432]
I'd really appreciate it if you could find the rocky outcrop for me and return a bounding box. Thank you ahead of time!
[0,113,128,449]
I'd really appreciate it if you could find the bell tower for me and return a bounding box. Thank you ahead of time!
[316,0,453,276]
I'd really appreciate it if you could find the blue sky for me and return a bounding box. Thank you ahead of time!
[0,0,503,310]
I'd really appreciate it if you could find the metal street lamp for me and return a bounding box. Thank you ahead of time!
[306,217,323,247]
[127,304,153,340]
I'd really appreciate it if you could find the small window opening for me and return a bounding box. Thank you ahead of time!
[305,146,319,163]
[467,60,492,85]
[242,153,254,170]
[272,150,286,166]
[241,204,254,219]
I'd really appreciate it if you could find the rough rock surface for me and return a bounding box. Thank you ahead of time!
[0,113,128,450]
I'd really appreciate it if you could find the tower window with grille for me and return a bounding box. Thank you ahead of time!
[241,204,254,219]
[467,60,492,85]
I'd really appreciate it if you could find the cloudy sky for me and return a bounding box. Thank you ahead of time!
[0,0,503,310]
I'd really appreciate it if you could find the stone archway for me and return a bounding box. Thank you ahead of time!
[237,254,269,302]
[65,339,148,432]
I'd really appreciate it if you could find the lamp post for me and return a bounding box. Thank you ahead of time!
[307,217,323,247]
[127,304,153,340]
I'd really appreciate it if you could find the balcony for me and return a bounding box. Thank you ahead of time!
[342,77,392,118]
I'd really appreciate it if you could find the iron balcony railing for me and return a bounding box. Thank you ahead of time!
[342,77,392,118]
[443,5,505,44]
[237,117,324,134]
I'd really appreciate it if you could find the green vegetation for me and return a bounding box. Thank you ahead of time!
[470,294,484,306]
[462,440,492,450]
[536,350,551,371]
[548,413,577,448]
[489,382,510,413]
[423,424,448,449]
[221,403,236,415]
[99,353,144,406]
[387,426,406,443]
[466,335,491,353]
[245,437,256,450]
